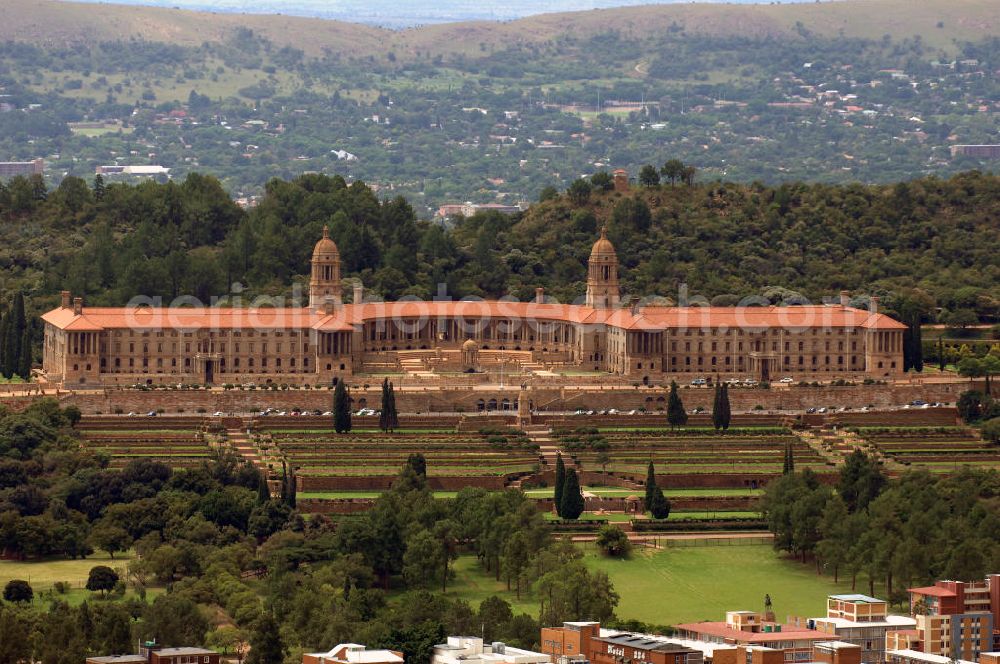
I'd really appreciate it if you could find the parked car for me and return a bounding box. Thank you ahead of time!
[911,400,928,406]
[779,376,794,383]
[321,411,333,416]
[691,378,707,386]
[146,411,157,417]
[212,411,224,416]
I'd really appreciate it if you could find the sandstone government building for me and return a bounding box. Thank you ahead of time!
[42,227,906,387]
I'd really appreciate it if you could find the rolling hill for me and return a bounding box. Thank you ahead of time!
[1,0,996,57]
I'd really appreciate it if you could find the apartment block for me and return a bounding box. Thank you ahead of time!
[906,575,1000,659]
[540,622,703,664]
[806,594,916,663]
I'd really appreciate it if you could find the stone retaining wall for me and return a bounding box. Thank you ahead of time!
[24,379,973,415]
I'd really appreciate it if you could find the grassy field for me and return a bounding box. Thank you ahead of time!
[586,544,854,624]
[446,543,854,625]
[0,552,133,590]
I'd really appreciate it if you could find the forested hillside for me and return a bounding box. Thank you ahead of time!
[0,170,997,332]
[0,0,998,209]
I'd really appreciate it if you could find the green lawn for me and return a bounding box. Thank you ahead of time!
[444,544,856,625]
[446,555,538,616]
[0,552,133,590]
[585,544,856,624]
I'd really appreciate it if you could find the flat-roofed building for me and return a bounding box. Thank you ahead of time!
[539,623,701,664]
[674,611,830,663]
[303,644,404,664]
[432,637,550,664]
[807,594,916,663]
[905,576,1000,660]
[812,641,862,664]
[0,158,43,178]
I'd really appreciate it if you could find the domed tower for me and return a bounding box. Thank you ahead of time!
[309,225,342,309]
[586,226,620,308]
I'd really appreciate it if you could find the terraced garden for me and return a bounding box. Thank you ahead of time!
[555,426,830,476]
[76,416,213,468]
[267,427,539,481]
[855,426,1000,472]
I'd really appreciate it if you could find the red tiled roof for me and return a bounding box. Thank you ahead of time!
[674,622,829,643]
[41,302,906,333]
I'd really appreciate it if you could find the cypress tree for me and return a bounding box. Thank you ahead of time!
[783,442,795,475]
[721,383,732,430]
[285,466,297,509]
[256,469,270,504]
[648,486,671,520]
[3,293,26,380]
[279,461,288,504]
[0,312,8,378]
[386,381,399,431]
[379,378,391,432]
[92,173,105,201]
[666,380,688,427]
[560,469,584,520]
[938,338,946,372]
[644,461,657,511]
[333,381,352,433]
[712,383,723,430]
[17,326,31,379]
[554,453,566,517]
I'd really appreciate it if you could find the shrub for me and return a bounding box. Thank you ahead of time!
[595,524,632,557]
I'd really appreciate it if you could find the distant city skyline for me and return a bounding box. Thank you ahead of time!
[65,0,820,27]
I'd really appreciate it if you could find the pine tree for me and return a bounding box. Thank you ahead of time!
[554,453,566,517]
[712,383,723,430]
[333,381,351,433]
[721,383,732,430]
[247,612,285,664]
[560,469,584,520]
[92,174,105,201]
[666,380,688,427]
[644,461,657,511]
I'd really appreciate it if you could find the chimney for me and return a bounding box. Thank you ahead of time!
[72,297,83,315]
[535,287,545,304]
[870,296,879,315]
[353,282,364,305]
[840,290,850,307]
[61,290,71,309]
[322,295,336,315]
[629,295,641,315]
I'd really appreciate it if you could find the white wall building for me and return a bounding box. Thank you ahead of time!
[432,637,551,664]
